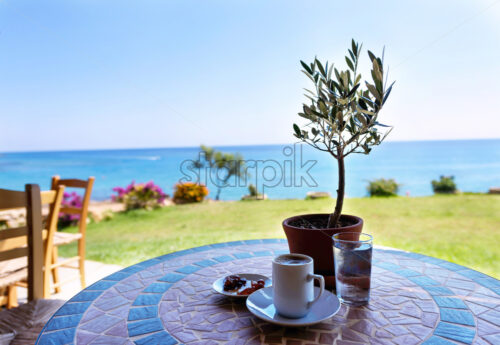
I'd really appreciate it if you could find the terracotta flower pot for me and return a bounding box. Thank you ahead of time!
[282,213,363,289]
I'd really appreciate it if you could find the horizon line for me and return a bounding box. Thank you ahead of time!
[1,137,499,155]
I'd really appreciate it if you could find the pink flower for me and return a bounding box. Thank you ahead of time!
[111,181,169,210]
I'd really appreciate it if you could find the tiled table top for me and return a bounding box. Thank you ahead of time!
[36,239,500,345]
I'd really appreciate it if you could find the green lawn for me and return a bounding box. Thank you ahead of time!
[59,195,500,279]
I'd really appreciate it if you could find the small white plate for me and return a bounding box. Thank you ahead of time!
[246,286,340,326]
[213,274,271,298]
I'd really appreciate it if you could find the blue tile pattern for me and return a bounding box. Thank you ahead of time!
[54,302,91,316]
[106,271,134,281]
[253,250,273,257]
[394,250,500,296]
[213,255,234,263]
[193,259,218,267]
[375,253,479,343]
[433,296,468,309]
[407,275,440,286]
[440,308,475,326]
[134,331,178,345]
[143,282,172,293]
[86,280,116,290]
[158,273,184,283]
[128,318,164,337]
[175,265,201,274]
[233,252,252,259]
[393,268,422,277]
[422,286,455,296]
[128,306,158,321]
[434,322,475,344]
[132,294,163,306]
[422,335,457,345]
[70,290,103,302]
[37,328,76,345]
[45,314,83,331]
[36,239,500,344]
[243,239,262,245]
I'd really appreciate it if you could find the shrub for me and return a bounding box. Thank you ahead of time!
[367,178,399,197]
[241,184,266,201]
[112,181,168,210]
[305,191,331,200]
[173,182,209,204]
[248,184,258,197]
[432,176,457,194]
[59,192,82,228]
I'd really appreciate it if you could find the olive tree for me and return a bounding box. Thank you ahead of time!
[293,39,394,228]
[194,145,247,200]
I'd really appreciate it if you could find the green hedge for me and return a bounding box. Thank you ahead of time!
[367,178,400,197]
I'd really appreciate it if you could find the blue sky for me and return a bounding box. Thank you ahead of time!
[1,0,499,152]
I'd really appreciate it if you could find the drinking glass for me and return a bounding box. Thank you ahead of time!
[333,232,373,306]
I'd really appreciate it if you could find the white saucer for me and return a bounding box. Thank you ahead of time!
[246,286,340,326]
[213,274,271,298]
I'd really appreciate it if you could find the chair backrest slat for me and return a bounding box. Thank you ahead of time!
[0,184,44,301]
[41,190,57,205]
[0,247,28,262]
[0,234,28,252]
[55,179,89,188]
[58,206,81,215]
[0,189,26,210]
[0,226,28,241]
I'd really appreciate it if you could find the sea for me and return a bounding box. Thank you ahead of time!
[1,139,499,201]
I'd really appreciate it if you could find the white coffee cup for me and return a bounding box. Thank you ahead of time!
[272,253,325,318]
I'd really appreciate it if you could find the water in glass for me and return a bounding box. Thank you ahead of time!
[333,233,372,306]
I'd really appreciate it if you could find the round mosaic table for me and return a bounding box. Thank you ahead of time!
[36,239,500,345]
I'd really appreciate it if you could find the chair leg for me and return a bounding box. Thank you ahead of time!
[78,239,86,288]
[52,246,62,293]
[7,285,18,309]
[44,260,52,298]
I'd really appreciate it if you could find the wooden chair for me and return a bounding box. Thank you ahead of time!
[50,176,94,292]
[0,184,44,307]
[0,185,65,306]
[41,186,65,298]
[0,184,64,344]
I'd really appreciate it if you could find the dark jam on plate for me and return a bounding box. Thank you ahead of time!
[223,275,265,295]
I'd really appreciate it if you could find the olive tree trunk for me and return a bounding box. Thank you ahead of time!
[328,155,345,228]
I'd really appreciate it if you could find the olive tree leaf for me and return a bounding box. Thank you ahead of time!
[351,39,358,56]
[349,50,355,63]
[293,123,302,137]
[375,121,392,127]
[346,83,360,98]
[367,50,376,62]
[355,74,361,85]
[302,70,316,83]
[345,56,354,71]
[316,59,326,77]
[355,114,368,127]
[372,59,383,82]
[358,108,375,116]
[318,100,328,114]
[300,60,312,74]
[382,81,395,105]
[365,82,381,101]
